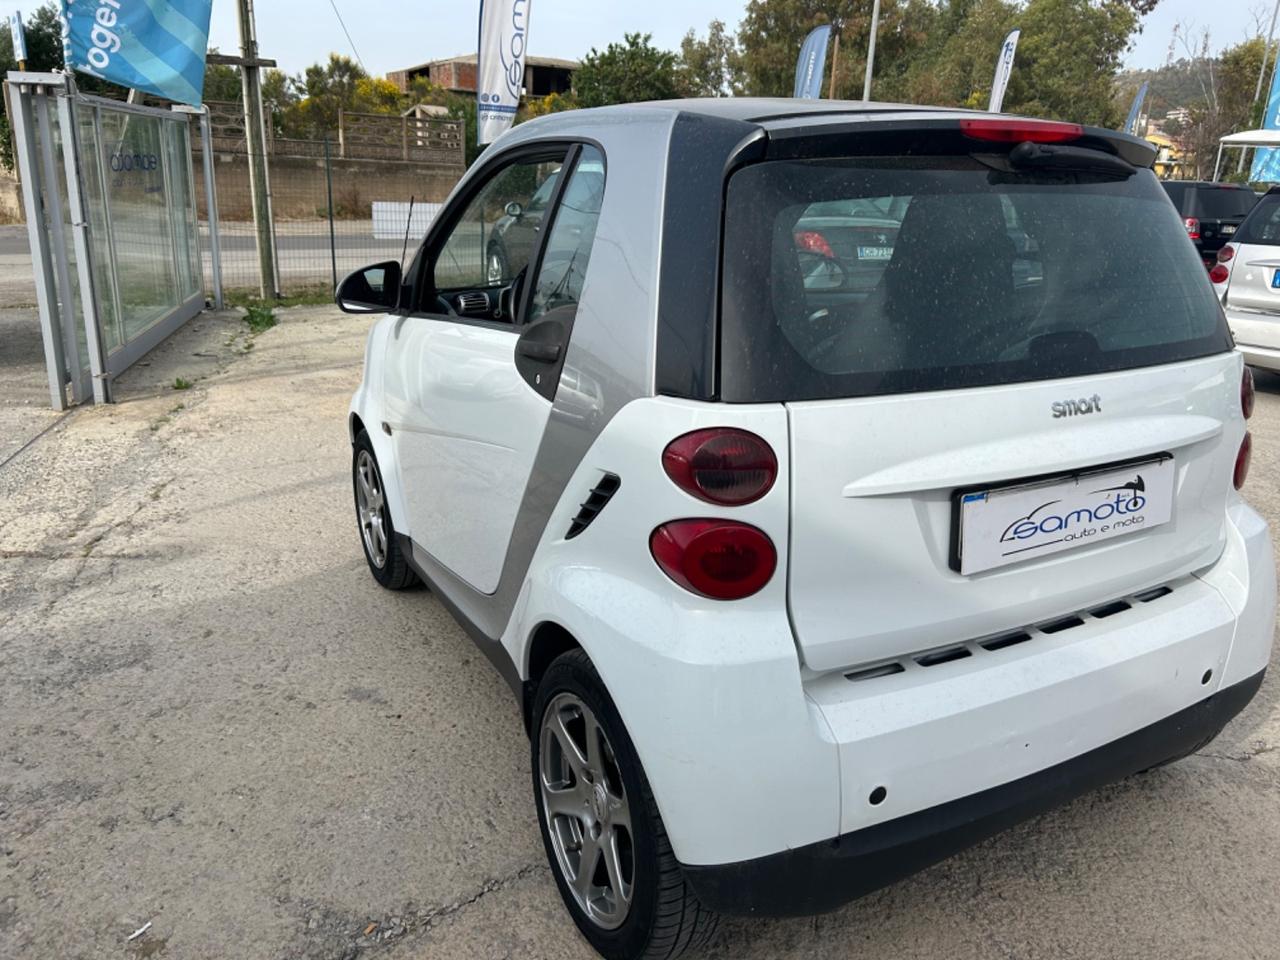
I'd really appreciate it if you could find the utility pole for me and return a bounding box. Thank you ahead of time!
[862,0,882,102]
[235,0,278,299]
[827,26,840,99]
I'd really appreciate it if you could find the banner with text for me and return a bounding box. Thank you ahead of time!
[61,0,211,106]
[477,0,530,145]
[793,24,831,100]
[1252,62,1280,182]
[988,28,1020,113]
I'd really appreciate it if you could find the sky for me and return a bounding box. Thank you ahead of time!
[205,0,1275,81]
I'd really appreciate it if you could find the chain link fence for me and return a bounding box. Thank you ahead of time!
[191,102,465,300]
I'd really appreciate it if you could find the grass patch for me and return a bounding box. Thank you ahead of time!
[173,377,192,391]
[243,302,278,334]
[225,286,332,309]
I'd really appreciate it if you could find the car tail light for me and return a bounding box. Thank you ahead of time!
[1242,365,1255,419]
[1218,244,1236,263]
[662,428,778,505]
[1184,217,1201,240]
[959,118,1084,143]
[1234,432,1252,490]
[794,230,834,258]
[1209,263,1230,284]
[650,520,777,600]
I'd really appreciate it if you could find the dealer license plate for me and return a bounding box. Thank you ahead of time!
[956,458,1175,575]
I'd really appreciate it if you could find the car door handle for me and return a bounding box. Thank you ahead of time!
[517,340,561,363]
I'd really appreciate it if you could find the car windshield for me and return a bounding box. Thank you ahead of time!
[1234,194,1280,245]
[719,157,1231,402]
[1192,186,1257,219]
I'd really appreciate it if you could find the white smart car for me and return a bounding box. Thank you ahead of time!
[1211,185,1280,372]
[339,100,1275,960]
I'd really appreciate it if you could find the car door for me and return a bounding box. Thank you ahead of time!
[382,143,605,594]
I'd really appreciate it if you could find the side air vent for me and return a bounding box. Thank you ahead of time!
[566,473,621,539]
[455,291,490,315]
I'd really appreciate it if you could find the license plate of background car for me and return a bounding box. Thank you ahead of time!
[856,246,892,260]
[955,457,1175,575]
[1222,224,1236,234]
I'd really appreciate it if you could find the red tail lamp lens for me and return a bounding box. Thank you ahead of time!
[1209,263,1230,284]
[1218,245,1236,263]
[794,230,835,258]
[958,118,1083,143]
[1184,217,1201,240]
[650,520,777,600]
[662,428,778,505]
[1235,432,1252,490]
[1242,365,1255,419]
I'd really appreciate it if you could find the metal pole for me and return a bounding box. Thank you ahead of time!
[34,90,84,402]
[236,0,278,299]
[9,78,67,409]
[1213,143,1224,182]
[862,0,882,102]
[827,28,840,99]
[324,136,337,291]
[199,107,224,309]
[56,85,111,403]
[1254,0,1280,105]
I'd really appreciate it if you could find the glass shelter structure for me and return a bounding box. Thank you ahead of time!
[8,72,221,408]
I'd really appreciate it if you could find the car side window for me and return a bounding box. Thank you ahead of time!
[525,146,606,325]
[432,155,566,292]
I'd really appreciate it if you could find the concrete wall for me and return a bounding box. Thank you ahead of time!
[0,173,25,224]
[193,152,462,222]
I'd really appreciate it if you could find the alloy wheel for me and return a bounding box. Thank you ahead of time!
[355,449,387,568]
[539,692,635,930]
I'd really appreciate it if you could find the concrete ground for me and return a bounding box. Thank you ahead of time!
[1,305,1279,960]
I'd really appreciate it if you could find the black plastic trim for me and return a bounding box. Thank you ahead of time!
[394,532,523,703]
[654,112,765,400]
[683,668,1264,917]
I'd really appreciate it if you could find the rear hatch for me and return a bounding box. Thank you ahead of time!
[1189,184,1257,258]
[1225,191,1280,315]
[719,120,1241,672]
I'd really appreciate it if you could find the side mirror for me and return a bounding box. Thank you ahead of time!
[504,200,524,219]
[336,260,402,314]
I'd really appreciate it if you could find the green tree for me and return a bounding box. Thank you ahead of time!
[677,20,745,97]
[203,52,242,102]
[574,33,681,107]
[736,0,933,100]
[1007,0,1139,127]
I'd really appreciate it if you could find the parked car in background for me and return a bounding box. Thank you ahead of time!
[1161,180,1258,267]
[1211,185,1280,372]
[337,101,1274,960]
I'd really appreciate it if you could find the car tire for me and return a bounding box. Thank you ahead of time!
[352,430,418,590]
[532,649,717,960]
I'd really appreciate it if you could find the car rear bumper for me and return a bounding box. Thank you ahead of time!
[652,501,1274,902]
[683,667,1265,917]
[1225,308,1280,371]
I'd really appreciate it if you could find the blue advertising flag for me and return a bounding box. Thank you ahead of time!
[793,25,831,100]
[1124,81,1149,135]
[60,0,212,106]
[1253,65,1280,182]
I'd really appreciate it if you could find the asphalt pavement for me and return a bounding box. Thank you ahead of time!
[0,305,1278,960]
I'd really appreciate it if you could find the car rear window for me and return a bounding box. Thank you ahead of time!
[719,157,1231,402]
[1191,186,1257,220]
[1235,194,1280,245]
